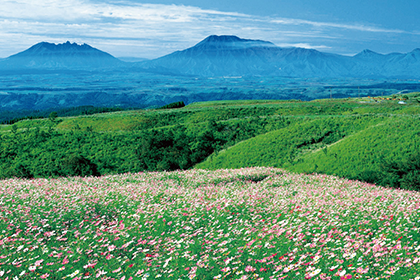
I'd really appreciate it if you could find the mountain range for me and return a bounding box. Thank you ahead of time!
[1,35,420,78]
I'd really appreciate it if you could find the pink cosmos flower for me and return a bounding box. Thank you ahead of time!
[245,265,256,272]
[112,267,121,273]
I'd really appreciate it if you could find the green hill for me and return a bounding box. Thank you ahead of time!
[197,115,420,190]
[196,115,386,169]
[0,95,419,189]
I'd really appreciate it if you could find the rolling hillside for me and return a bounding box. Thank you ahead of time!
[1,93,419,190]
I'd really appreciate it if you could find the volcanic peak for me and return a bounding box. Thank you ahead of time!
[194,35,276,49]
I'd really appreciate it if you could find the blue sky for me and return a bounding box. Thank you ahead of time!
[1,0,419,58]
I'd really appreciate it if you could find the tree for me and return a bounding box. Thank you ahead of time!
[60,154,99,177]
[381,152,420,191]
[48,111,58,122]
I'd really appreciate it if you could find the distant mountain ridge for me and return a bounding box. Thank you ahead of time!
[136,35,420,78]
[1,36,420,78]
[0,41,124,70]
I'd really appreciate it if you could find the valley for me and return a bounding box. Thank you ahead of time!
[0,69,416,113]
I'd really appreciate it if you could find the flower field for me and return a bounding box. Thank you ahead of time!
[0,168,419,279]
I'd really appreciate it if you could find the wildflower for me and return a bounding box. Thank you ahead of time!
[221,267,230,272]
[67,270,80,278]
[40,273,49,279]
[339,270,347,277]
[308,269,322,277]
[113,267,122,273]
[245,266,256,272]
[83,262,97,269]
[329,265,338,271]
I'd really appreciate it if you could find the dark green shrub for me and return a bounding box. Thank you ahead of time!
[60,155,99,177]
[158,101,186,110]
[10,163,33,179]
[381,152,420,191]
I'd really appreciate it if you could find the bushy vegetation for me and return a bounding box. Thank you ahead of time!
[197,116,385,169]
[1,96,419,191]
[0,114,289,179]
[158,101,185,109]
[0,105,136,125]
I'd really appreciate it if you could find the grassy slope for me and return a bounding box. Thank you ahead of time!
[196,115,386,169]
[1,95,420,185]
[196,97,420,186]
[287,117,420,180]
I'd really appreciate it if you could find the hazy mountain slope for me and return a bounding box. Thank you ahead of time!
[140,35,354,77]
[139,35,282,76]
[1,36,420,78]
[140,35,420,78]
[381,49,420,77]
[269,47,354,77]
[0,41,125,70]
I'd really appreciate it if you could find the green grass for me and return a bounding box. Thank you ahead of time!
[287,116,420,180]
[1,94,420,189]
[186,99,299,108]
[196,115,386,170]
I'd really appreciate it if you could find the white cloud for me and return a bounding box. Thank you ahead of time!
[270,18,407,34]
[0,0,247,23]
[276,43,332,50]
